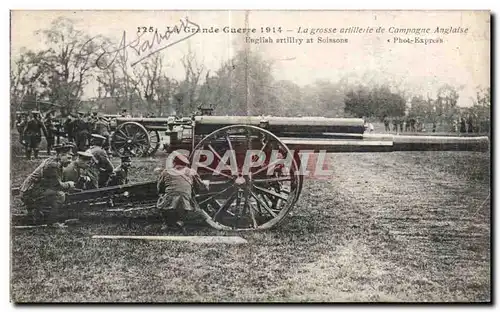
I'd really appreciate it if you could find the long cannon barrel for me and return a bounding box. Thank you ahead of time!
[280,134,489,153]
[192,116,488,152]
[194,116,366,135]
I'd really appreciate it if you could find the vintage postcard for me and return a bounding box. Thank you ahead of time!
[10,10,491,303]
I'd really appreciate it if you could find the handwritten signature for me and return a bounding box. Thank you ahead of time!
[90,17,201,69]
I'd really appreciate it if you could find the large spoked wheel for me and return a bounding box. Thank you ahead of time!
[189,125,303,231]
[111,122,150,157]
[147,130,161,156]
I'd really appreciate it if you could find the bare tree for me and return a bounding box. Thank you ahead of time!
[38,17,102,113]
[180,51,205,115]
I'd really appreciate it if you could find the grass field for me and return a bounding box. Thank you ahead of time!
[10,135,491,302]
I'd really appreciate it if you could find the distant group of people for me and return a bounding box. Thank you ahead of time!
[16,110,114,159]
[382,116,426,133]
[455,115,477,133]
[16,110,55,159]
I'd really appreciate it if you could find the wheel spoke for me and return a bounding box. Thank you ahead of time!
[113,137,127,144]
[134,138,148,144]
[213,191,238,220]
[248,202,259,228]
[253,185,289,201]
[225,134,234,151]
[250,191,277,218]
[224,135,240,173]
[234,194,243,227]
[253,159,283,176]
[118,129,128,139]
[124,125,131,137]
[253,176,293,184]
[196,163,234,179]
[208,144,223,162]
[259,139,269,154]
[197,185,235,205]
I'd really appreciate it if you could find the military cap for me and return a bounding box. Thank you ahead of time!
[77,151,94,160]
[91,134,106,141]
[54,144,74,154]
[64,142,76,149]
[77,111,85,115]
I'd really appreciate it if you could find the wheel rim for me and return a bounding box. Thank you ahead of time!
[111,122,150,157]
[189,125,301,231]
[147,130,161,156]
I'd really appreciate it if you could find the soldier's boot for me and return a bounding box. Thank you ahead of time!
[25,148,32,160]
[46,191,67,227]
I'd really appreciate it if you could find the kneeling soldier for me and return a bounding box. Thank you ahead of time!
[156,155,208,230]
[63,151,96,190]
[106,156,132,186]
[19,144,76,225]
[86,134,114,187]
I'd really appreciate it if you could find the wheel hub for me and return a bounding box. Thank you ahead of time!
[235,176,246,186]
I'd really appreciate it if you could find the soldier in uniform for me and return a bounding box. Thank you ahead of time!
[44,110,56,155]
[74,112,91,151]
[19,143,76,225]
[156,155,208,229]
[383,115,390,132]
[63,151,96,190]
[64,114,75,143]
[16,112,28,144]
[22,111,48,160]
[460,117,467,133]
[392,117,398,133]
[86,134,114,188]
[93,116,111,153]
[106,156,132,186]
[467,114,474,133]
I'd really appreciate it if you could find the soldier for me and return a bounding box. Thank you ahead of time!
[19,143,76,226]
[44,110,56,155]
[460,117,467,133]
[106,156,132,186]
[16,112,28,144]
[22,111,48,160]
[392,117,399,133]
[383,115,390,132]
[63,114,75,143]
[63,151,96,190]
[86,134,114,188]
[467,114,474,133]
[93,116,111,152]
[74,112,91,151]
[156,155,208,230]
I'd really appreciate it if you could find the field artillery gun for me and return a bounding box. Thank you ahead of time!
[13,115,489,231]
[107,116,192,157]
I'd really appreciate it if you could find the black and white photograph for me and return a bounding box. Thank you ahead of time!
[9,10,491,302]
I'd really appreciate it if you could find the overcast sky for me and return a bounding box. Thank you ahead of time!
[11,10,490,107]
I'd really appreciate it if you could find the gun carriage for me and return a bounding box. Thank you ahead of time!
[13,114,490,231]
